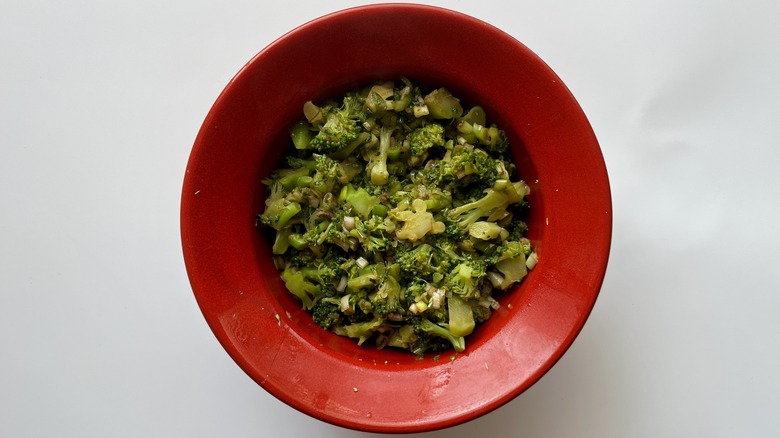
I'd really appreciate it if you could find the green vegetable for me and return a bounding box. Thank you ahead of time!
[257,78,536,355]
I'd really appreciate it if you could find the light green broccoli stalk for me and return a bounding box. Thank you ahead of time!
[447,295,475,337]
[423,88,463,120]
[365,125,394,186]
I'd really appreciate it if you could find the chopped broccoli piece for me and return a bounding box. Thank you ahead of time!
[312,300,341,329]
[281,267,321,310]
[415,318,465,352]
[447,295,475,337]
[423,88,463,120]
[390,199,446,242]
[409,123,445,156]
[445,261,487,299]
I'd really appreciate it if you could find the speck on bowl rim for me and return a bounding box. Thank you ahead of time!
[181,3,612,433]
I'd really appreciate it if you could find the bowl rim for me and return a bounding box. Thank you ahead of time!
[181,3,612,433]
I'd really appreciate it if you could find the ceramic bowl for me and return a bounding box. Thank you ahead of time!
[181,4,611,433]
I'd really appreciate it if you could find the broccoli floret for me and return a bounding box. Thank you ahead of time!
[371,275,403,317]
[347,263,384,291]
[309,111,361,153]
[445,261,486,299]
[415,318,465,353]
[365,125,394,186]
[410,183,452,212]
[313,154,340,179]
[427,146,499,189]
[447,189,510,231]
[396,243,435,277]
[409,123,445,157]
[312,299,341,329]
[305,95,366,154]
[351,215,394,253]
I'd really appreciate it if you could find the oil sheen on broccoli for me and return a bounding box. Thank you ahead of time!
[257,78,537,356]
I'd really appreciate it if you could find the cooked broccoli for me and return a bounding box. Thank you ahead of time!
[257,78,535,355]
[339,184,379,219]
[390,199,446,242]
[365,125,394,186]
[447,295,475,337]
[371,275,403,317]
[423,88,463,120]
[447,189,510,231]
[427,146,499,189]
[492,240,528,290]
[415,318,465,353]
[305,95,366,154]
[409,123,445,157]
[347,263,384,291]
[445,261,487,299]
[396,243,435,277]
[334,318,384,345]
[281,267,322,310]
[312,299,341,329]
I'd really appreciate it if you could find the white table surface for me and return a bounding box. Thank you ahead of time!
[3,1,779,436]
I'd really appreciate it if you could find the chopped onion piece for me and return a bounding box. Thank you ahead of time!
[336,275,348,292]
[526,252,538,270]
[343,216,356,230]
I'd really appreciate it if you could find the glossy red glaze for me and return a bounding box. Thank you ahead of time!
[181,4,611,433]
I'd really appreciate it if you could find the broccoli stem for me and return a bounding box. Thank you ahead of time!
[447,295,475,337]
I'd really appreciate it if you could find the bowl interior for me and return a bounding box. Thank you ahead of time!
[181,4,611,433]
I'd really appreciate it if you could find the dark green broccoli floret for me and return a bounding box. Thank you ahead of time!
[309,111,361,154]
[371,275,403,317]
[305,95,367,154]
[427,146,499,189]
[396,243,435,276]
[409,123,445,156]
[312,299,341,329]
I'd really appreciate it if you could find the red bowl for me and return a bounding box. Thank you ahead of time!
[181,4,611,433]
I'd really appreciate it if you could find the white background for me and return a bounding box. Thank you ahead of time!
[2,1,779,437]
